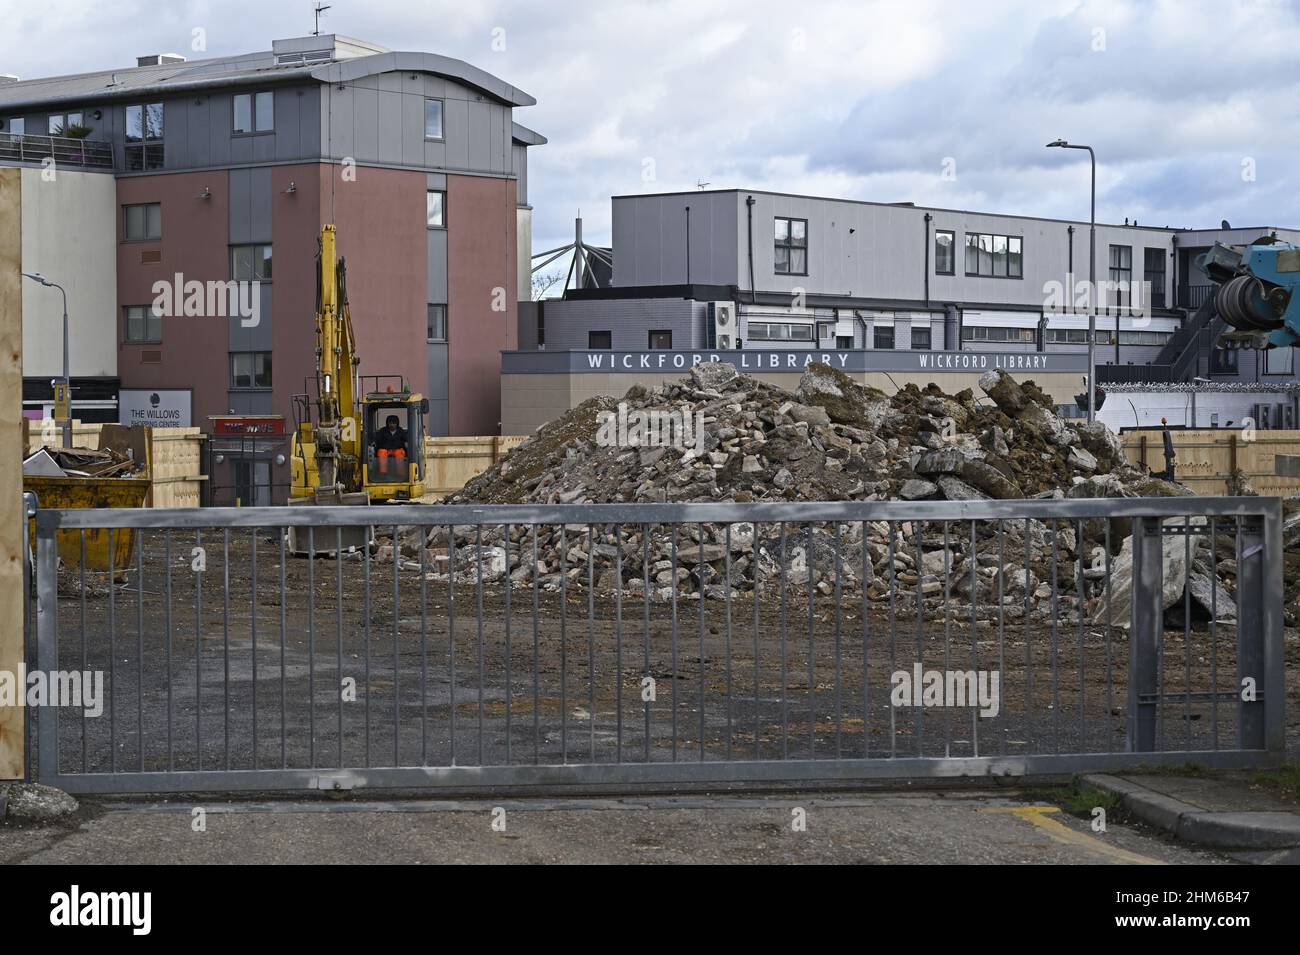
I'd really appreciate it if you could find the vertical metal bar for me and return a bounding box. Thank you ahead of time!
[279,529,286,770]
[165,530,174,771]
[307,527,315,768]
[1129,516,1162,753]
[615,523,623,763]
[335,528,343,768]
[1237,512,1274,752]
[1184,516,1193,751]
[942,521,951,757]
[724,524,733,760]
[642,525,651,763]
[1105,520,1114,752]
[669,525,678,761]
[970,520,978,757]
[138,528,146,772]
[779,523,788,760]
[250,528,257,770]
[449,526,457,766]
[1075,519,1085,754]
[997,521,1005,756]
[833,524,842,759]
[397,523,405,767]
[421,524,430,765]
[35,515,59,784]
[501,524,509,766]
[590,525,597,762]
[806,524,815,759]
[364,525,372,768]
[862,521,870,759]
[1261,501,1286,756]
[475,524,484,766]
[752,522,761,761]
[79,530,87,773]
[532,525,540,764]
[109,527,116,774]
[699,526,706,761]
[1209,517,1218,751]
[195,529,202,771]
[914,522,924,755]
[1023,517,1032,754]
[560,524,568,763]
[887,521,897,759]
[222,528,230,770]
[1050,519,1060,754]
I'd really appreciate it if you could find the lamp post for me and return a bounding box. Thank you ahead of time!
[22,272,71,448]
[1047,139,1097,423]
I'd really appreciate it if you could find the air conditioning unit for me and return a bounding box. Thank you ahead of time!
[708,301,738,349]
[1252,403,1271,430]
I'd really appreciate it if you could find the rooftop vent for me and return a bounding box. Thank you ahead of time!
[136,53,187,67]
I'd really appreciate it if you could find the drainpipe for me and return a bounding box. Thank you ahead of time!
[945,304,960,351]
[1171,235,1179,311]
[684,205,691,286]
[923,212,932,307]
[745,195,757,305]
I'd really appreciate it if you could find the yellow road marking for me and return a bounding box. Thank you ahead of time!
[979,806,1165,865]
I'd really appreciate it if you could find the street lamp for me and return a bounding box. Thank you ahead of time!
[1046,139,1097,423]
[21,272,71,448]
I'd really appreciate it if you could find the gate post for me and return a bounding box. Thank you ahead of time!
[1128,516,1162,752]
[0,166,22,781]
[1237,504,1284,753]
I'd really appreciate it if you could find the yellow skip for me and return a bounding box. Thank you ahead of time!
[979,806,1165,865]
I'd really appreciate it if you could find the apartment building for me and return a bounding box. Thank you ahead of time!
[0,33,543,501]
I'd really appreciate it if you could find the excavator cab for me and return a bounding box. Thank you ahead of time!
[361,376,428,501]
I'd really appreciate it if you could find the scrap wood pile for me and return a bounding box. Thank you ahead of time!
[22,446,143,479]
[373,362,1298,628]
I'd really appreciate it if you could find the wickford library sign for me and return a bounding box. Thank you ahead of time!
[504,349,1089,375]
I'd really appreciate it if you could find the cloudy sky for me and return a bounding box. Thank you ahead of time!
[4,0,1299,263]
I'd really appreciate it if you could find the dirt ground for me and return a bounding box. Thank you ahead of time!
[29,525,1300,782]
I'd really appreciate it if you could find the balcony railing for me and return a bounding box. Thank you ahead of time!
[1177,284,1214,309]
[0,132,114,168]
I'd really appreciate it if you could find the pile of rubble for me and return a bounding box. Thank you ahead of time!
[378,362,1289,627]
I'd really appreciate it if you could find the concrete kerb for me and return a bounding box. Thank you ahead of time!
[1085,773,1300,850]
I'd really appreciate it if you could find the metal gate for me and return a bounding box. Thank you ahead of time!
[32,498,1285,794]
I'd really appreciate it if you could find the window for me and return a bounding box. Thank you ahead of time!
[962,326,1036,343]
[874,326,895,350]
[648,330,673,350]
[774,217,807,275]
[965,233,1022,277]
[911,326,932,350]
[1144,248,1166,308]
[233,91,274,133]
[426,190,445,228]
[230,352,272,389]
[747,322,813,341]
[424,99,444,139]
[123,305,161,343]
[588,330,612,349]
[1117,330,1173,346]
[934,230,954,274]
[47,111,83,135]
[1109,245,1133,308]
[123,202,162,241]
[124,102,164,170]
[231,244,272,282]
[7,117,24,136]
[1210,347,1238,375]
[836,335,853,349]
[1264,347,1293,375]
[427,305,447,342]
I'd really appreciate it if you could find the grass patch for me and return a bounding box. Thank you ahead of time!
[1024,776,1125,820]
[1251,764,1300,800]
[1126,761,1223,779]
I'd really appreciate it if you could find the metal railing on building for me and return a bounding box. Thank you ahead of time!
[0,132,114,168]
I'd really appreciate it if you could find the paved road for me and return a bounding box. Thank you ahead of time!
[0,790,1229,864]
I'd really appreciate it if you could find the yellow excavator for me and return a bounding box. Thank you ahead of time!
[289,225,427,550]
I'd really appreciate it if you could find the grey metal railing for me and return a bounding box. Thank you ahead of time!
[32,498,1285,794]
[0,132,114,168]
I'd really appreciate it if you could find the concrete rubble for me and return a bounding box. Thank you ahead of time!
[375,362,1296,629]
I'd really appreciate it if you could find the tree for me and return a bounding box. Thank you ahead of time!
[531,270,564,301]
